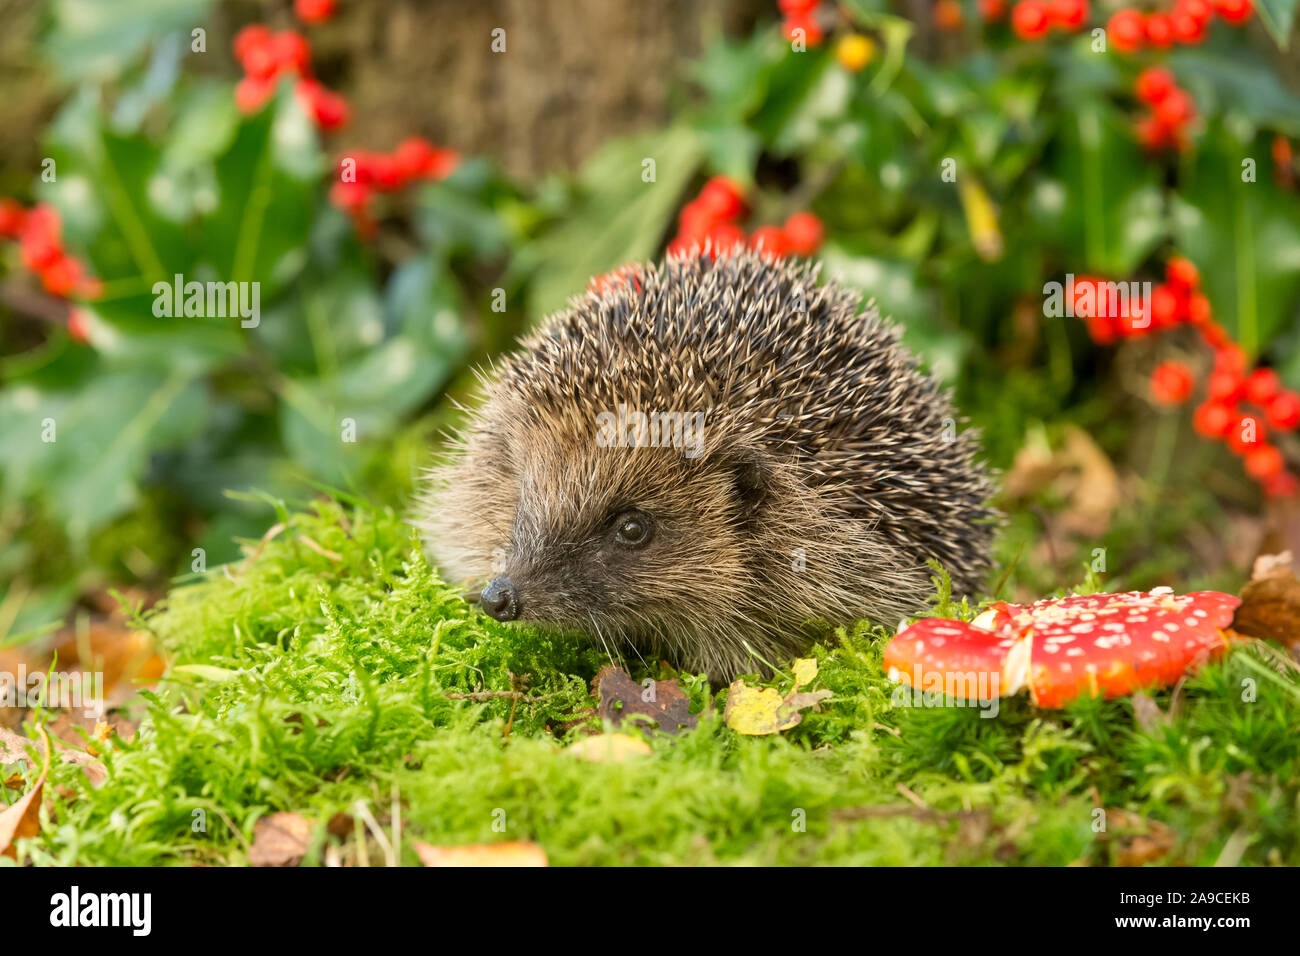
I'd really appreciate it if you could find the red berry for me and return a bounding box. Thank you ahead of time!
[697,177,747,221]
[1215,0,1253,24]
[1155,89,1195,129]
[241,39,280,81]
[40,254,83,297]
[329,181,370,213]
[1227,414,1267,454]
[1193,401,1235,438]
[0,197,25,237]
[19,204,61,271]
[1012,0,1052,39]
[66,307,91,345]
[934,0,965,30]
[1207,369,1242,403]
[1145,13,1174,47]
[1214,345,1246,376]
[1136,68,1176,105]
[235,75,275,114]
[1049,0,1089,30]
[233,24,273,65]
[1170,9,1207,43]
[782,211,825,256]
[979,0,1009,18]
[1185,294,1211,327]
[393,138,435,181]
[1165,255,1199,290]
[778,0,819,13]
[1149,284,1180,327]
[1085,313,1117,344]
[1108,9,1146,52]
[1135,115,1173,150]
[1151,360,1195,405]
[1263,470,1299,498]
[270,31,312,75]
[677,199,717,241]
[783,15,824,46]
[294,0,338,24]
[1244,444,1284,480]
[1266,390,1300,430]
[748,225,788,256]
[706,222,746,254]
[1179,0,1214,24]
[1244,367,1282,406]
[296,79,349,130]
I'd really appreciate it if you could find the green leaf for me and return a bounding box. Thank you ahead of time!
[42,0,212,82]
[203,86,320,298]
[1052,99,1164,276]
[1255,0,1300,49]
[0,369,206,541]
[1171,125,1300,355]
[524,125,702,317]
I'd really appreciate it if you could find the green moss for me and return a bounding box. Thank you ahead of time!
[9,498,1300,866]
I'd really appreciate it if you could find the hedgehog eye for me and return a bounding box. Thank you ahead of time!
[611,511,653,549]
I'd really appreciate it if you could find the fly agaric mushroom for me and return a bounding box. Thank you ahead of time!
[883,588,1240,708]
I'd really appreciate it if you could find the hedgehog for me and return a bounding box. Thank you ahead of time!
[417,249,998,679]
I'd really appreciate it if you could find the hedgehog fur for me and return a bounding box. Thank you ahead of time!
[417,249,998,679]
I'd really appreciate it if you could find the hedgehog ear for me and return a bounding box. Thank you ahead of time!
[727,449,771,521]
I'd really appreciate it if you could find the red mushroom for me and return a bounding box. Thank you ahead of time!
[883,588,1240,708]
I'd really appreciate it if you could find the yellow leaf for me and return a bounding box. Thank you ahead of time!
[792,657,818,688]
[566,733,652,763]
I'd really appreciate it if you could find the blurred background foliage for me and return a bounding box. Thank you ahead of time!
[3,0,1300,646]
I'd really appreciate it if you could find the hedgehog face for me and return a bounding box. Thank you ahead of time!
[479,433,766,644]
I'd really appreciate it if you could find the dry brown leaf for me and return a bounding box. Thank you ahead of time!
[1003,426,1120,537]
[0,727,33,766]
[1130,693,1171,733]
[1103,808,1177,866]
[412,840,547,867]
[0,727,49,859]
[592,665,697,735]
[566,732,652,763]
[248,811,314,867]
[1233,552,1300,656]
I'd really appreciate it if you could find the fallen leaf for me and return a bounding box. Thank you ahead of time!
[566,733,652,763]
[1103,808,1177,866]
[791,657,818,688]
[724,680,833,735]
[1234,552,1300,656]
[1130,693,1170,733]
[412,840,548,867]
[248,812,314,867]
[0,728,33,766]
[592,666,697,735]
[0,727,49,859]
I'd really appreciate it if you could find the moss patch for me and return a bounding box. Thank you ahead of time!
[9,497,1300,866]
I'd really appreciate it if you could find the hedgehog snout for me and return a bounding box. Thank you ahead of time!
[481,576,521,622]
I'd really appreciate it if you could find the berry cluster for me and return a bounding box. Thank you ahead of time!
[1009,0,1090,40]
[665,177,825,259]
[778,0,824,47]
[1107,0,1251,54]
[329,139,460,238]
[293,0,338,24]
[233,25,349,130]
[0,200,101,342]
[1070,260,1297,496]
[1133,67,1196,150]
